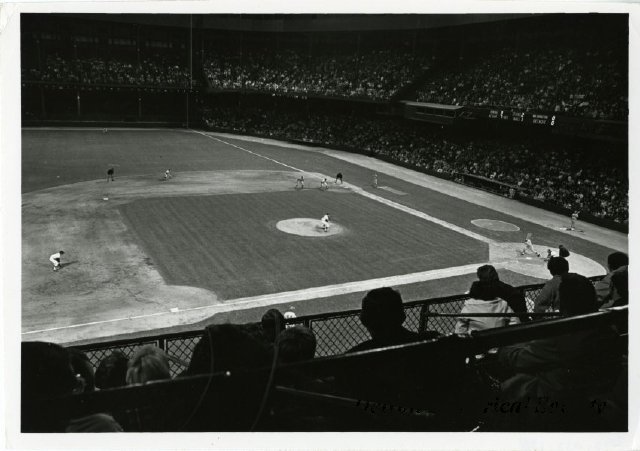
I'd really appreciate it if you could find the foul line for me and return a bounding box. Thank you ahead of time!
[191,129,307,175]
[352,186,495,244]
[23,261,502,335]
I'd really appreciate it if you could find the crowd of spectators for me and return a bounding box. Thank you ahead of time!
[415,45,627,120]
[203,49,429,100]
[203,106,628,223]
[201,41,626,119]
[22,256,627,432]
[23,54,192,87]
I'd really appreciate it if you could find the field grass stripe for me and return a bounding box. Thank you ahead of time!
[351,185,495,244]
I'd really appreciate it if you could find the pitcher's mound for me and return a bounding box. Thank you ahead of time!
[276,218,345,237]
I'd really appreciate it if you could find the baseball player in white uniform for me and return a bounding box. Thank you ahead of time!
[520,234,541,257]
[320,213,330,232]
[49,250,65,271]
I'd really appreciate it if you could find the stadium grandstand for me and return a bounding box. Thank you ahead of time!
[17,12,629,435]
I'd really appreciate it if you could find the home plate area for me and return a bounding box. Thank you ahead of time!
[489,242,605,279]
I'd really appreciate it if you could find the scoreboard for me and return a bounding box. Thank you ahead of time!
[488,109,555,126]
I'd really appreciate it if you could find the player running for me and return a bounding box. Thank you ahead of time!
[295,175,305,189]
[520,233,541,257]
[164,169,173,181]
[320,213,330,232]
[49,250,65,271]
[106,167,115,182]
[372,172,378,188]
[320,177,329,191]
[335,172,343,184]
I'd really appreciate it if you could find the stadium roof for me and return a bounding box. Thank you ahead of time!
[56,13,537,32]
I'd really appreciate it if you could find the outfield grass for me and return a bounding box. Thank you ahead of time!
[119,190,488,299]
[21,129,287,193]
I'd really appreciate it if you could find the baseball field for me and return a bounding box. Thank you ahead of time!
[20,128,625,344]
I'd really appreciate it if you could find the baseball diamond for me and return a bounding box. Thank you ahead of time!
[21,128,617,344]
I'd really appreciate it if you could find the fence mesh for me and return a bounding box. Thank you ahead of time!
[73,277,600,373]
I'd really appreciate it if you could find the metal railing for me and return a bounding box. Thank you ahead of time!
[74,277,602,376]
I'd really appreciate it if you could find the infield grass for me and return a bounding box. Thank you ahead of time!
[119,189,488,300]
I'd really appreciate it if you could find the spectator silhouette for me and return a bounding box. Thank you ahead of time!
[22,341,123,432]
[595,251,628,307]
[533,257,569,313]
[67,348,95,393]
[497,273,622,431]
[455,280,520,335]
[183,324,273,431]
[347,287,439,353]
[261,308,286,344]
[186,323,272,376]
[477,265,530,322]
[126,345,171,385]
[278,326,317,364]
[95,350,129,390]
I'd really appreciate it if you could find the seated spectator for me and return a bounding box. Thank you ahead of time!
[95,350,129,390]
[455,280,520,335]
[261,308,286,344]
[22,341,123,432]
[594,251,628,307]
[183,324,273,431]
[533,256,569,313]
[476,264,530,322]
[496,273,622,430]
[66,348,95,393]
[185,323,272,376]
[604,266,628,309]
[347,287,439,353]
[277,326,317,364]
[126,345,171,385]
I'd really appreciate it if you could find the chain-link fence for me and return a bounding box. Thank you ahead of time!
[74,277,602,374]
